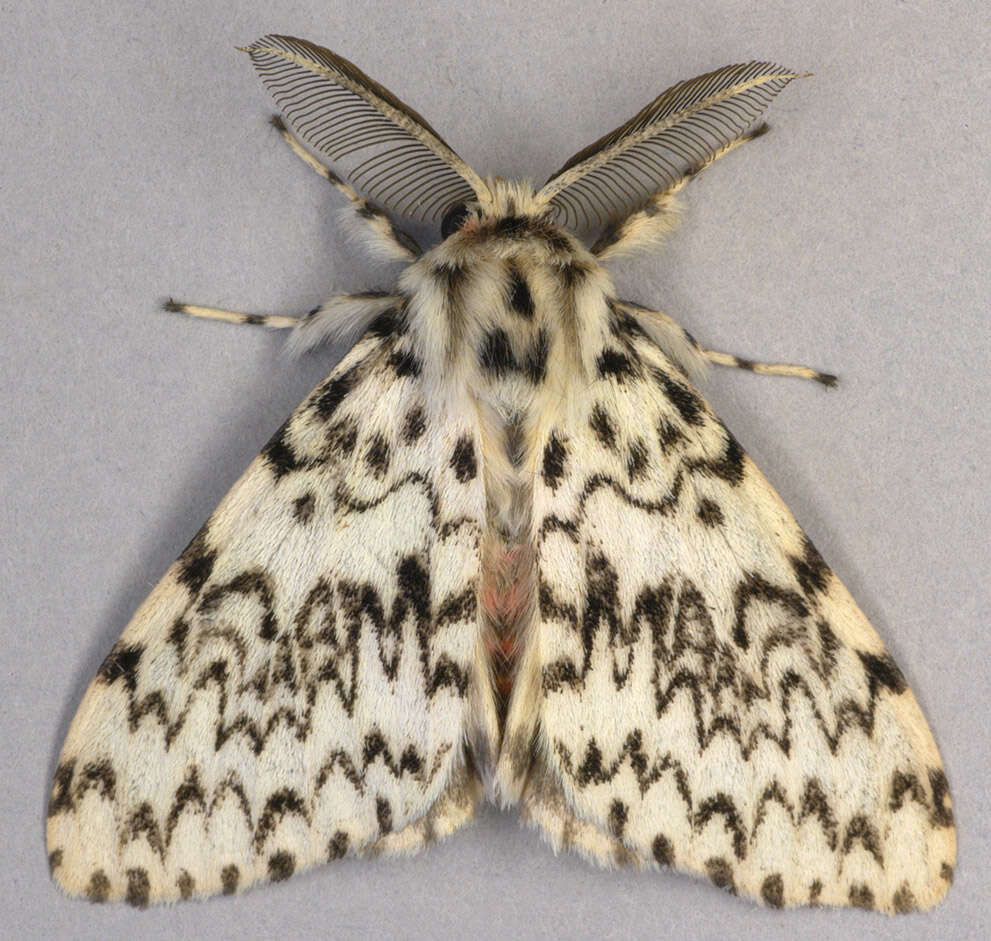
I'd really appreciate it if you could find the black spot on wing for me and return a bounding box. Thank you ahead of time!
[314,368,359,421]
[858,651,907,696]
[590,403,618,451]
[686,427,745,485]
[626,437,650,482]
[402,405,426,443]
[696,498,724,527]
[177,525,217,593]
[542,433,567,489]
[221,864,239,895]
[450,435,477,482]
[597,348,638,382]
[376,796,393,834]
[761,874,785,908]
[328,830,349,859]
[177,870,194,900]
[364,433,391,479]
[705,857,736,893]
[653,368,705,426]
[652,834,673,866]
[657,419,687,454]
[929,769,954,827]
[125,868,150,908]
[327,418,359,458]
[608,800,628,838]
[262,420,307,480]
[790,535,832,597]
[97,642,143,691]
[268,851,296,882]
[292,493,315,524]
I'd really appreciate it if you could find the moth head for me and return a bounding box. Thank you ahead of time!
[440,179,554,240]
[246,37,803,244]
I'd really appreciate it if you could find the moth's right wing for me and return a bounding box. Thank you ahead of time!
[48,312,494,905]
[499,317,954,911]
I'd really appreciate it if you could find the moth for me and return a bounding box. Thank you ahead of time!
[48,35,955,912]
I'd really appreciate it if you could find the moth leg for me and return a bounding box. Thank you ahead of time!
[593,124,770,261]
[269,115,422,261]
[164,292,402,355]
[617,300,837,387]
[162,300,297,329]
[702,348,838,387]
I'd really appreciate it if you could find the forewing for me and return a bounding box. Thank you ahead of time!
[509,321,955,911]
[48,320,489,904]
[245,35,488,221]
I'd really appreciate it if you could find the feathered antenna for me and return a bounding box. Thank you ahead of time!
[535,62,805,228]
[244,35,490,221]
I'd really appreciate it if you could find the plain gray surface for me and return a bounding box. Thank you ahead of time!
[2,1,988,938]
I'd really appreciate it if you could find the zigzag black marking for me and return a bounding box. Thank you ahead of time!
[551,731,947,858]
[541,554,915,759]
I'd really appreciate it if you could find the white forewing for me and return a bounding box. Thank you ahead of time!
[505,320,955,912]
[48,322,491,904]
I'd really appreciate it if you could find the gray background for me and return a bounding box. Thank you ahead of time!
[2,1,988,938]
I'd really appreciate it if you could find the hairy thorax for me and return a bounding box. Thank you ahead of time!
[399,185,619,720]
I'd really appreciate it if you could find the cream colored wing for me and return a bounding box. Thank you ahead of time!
[500,315,955,912]
[48,313,492,905]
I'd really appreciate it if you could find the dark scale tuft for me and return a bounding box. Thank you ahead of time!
[542,433,568,489]
[508,267,535,318]
[479,328,516,378]
[388,348,422,378]
[450,435,477,482]
[366,307,402,338]
[522,329,550,383]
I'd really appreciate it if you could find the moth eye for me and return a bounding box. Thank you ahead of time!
[441,202,471,239]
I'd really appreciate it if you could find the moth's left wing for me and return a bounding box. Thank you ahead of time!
[48,321,492,904]
[499,319,955,912]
